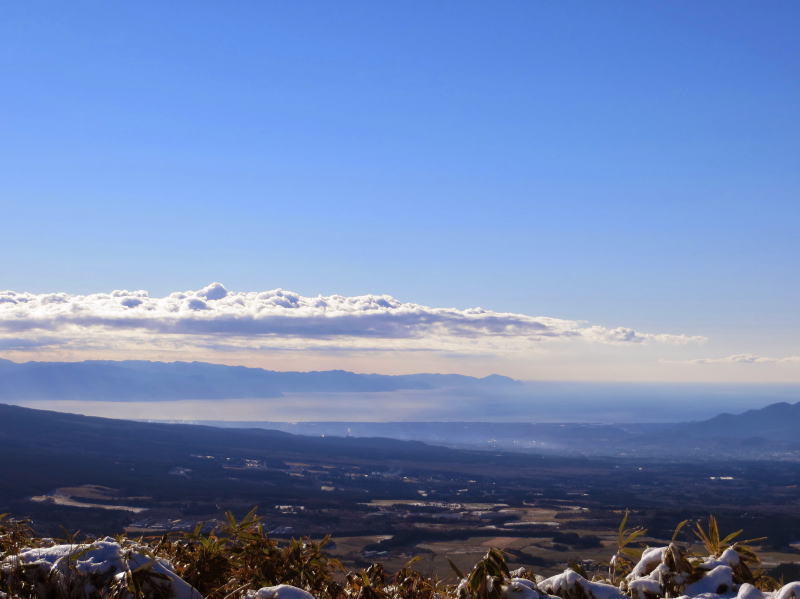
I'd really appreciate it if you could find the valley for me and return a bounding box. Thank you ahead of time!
[2,403,800,580]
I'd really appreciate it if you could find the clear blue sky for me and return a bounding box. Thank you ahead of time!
[1,2,798,379]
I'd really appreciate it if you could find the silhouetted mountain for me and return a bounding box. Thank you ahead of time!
[0,359,520,401]
[685,401,800,443]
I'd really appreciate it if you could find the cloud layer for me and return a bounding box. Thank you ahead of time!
[0,283,704,356]
[684,353,800,365]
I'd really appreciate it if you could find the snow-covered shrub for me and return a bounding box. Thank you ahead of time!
[621,544,695,599]
[0,510,799,599]
[453,549,559,599]
[0,538,201,598]
[611,515,785,599]
[539,569,626,599]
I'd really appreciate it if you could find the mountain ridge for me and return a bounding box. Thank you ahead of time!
[0,358,520,401]
[684,400,800,439]
[157,400,800,459]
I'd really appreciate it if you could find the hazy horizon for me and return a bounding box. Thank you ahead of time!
[5,356,797,423]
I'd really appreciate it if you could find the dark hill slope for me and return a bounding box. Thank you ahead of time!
[0,402,465,462]
[0,403,590,504]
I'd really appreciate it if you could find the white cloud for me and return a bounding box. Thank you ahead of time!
[677,353,800,365]
[0,336,62,350]
[0,283,704,355]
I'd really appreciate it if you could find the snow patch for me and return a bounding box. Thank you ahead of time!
[540,569,627,599]
[247,584,315,599]
[776,583,800,599]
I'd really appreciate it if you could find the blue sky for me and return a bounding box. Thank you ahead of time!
[0,2,798,382]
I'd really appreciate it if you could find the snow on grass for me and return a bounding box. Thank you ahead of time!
[1,538,202,598]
